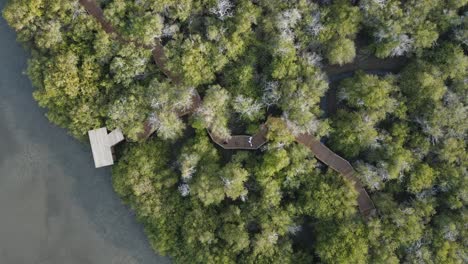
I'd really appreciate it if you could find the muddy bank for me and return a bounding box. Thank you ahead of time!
[0,1,170,263]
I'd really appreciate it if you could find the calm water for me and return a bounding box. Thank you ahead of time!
[0,1,170,263]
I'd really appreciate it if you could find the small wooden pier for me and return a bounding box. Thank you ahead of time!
[88,127,124,168]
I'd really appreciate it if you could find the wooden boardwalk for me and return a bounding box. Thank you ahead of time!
[79,0,376,218]
[79,0,177,81]
[208,124,268,150]
[295,134,375,217]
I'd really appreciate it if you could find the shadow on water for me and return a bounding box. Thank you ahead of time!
[0,1,170,263]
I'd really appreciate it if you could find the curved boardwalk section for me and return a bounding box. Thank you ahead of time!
[79,0,114,34]
[295,134,375,217]
[79,0,375,218]
[208,125,268,150]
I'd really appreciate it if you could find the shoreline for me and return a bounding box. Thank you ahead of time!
[0,1,170,262]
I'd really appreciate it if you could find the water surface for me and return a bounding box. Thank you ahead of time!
[0,1,170,263]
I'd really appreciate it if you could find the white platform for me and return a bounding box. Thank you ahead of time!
[88,127,124,168]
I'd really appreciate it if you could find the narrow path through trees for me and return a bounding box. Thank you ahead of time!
[78,0,376,218]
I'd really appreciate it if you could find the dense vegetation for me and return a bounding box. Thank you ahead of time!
[4,0,467,263]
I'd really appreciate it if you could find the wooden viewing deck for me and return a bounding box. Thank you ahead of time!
[88,127,124,168]
[79,0,376,218]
